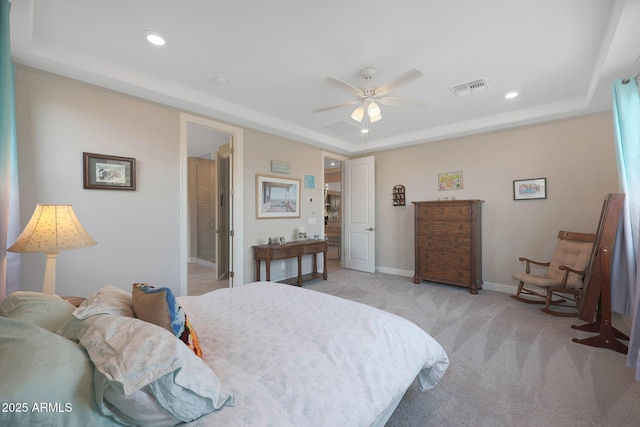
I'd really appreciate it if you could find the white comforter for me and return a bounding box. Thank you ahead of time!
[179,282,448,427]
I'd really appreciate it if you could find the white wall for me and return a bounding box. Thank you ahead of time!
[15,66,182,297]
[372,112,619,290]
[14,65,620,297]
[241,128,328,283]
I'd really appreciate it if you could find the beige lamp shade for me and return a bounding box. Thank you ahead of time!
[7,204,97,294]
[8,204,97,253]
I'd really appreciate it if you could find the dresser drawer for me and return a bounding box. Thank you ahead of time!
[415,203,471,221]
[416,251,471,267]
[271,245,300,259]
[416,239,471,252]
[301,241,327,254]
[417,221,471,235]
[416,265,471,284]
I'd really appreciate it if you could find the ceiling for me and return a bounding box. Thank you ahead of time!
[9,0,640,155]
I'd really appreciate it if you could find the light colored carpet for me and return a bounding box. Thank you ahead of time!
[302,268,640,427]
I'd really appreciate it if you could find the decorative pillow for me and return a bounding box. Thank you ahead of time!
[0,317,116,427]
[73,285,134,319]
[74,315,235,425]
[132,283,202,357]
[0,291,75,332]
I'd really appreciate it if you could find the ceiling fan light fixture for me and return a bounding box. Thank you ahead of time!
[351,106,365,122]
[368,101,382,123]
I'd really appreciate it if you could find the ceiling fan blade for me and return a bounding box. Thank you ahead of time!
[375,68,423,97]
[312,99,360,113]
[325,76,364,97]
[377,96,426,108]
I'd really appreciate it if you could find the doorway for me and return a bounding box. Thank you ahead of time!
[322,152,348,273]
[180,114,244,296]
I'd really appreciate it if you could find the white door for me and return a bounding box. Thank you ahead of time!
[344,156,375,273]
[215,147,231,280]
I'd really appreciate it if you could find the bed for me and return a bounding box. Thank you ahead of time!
[0,282,449,427]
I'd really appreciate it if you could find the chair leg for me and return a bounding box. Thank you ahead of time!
[510,281,547,304]
[540,289,578,317]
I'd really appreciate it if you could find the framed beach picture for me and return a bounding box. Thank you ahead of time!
[83,152,136,190]
[513,178,546,200]
[256,174,300,219]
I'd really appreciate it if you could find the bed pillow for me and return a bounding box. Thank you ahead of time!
[0,291,75,332]
[73,285,134,319]
[0,317,116,427]
[132,283,202,357]
[75,314,235,425]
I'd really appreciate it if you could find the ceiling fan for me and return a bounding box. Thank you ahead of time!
[312,67,425,125]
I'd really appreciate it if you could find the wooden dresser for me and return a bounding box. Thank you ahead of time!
[413,200,483,294]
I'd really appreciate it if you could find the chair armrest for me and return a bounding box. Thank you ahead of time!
[557,265,587,288]
[558,265,586,275]
[518,257,550,274]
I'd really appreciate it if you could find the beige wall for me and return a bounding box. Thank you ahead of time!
[242,128,328,283]
[14,65,620,296]
[372,113,619,289]
[15,66,182,297]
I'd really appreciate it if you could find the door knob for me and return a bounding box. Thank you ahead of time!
[366,227,375,231]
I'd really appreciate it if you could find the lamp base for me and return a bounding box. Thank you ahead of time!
[43,252,58,295]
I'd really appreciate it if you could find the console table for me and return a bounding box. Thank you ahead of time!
[253,239,328,286]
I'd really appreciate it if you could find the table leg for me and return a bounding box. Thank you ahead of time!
[312,253,318,277]
[255,260,261,281]
[297,255,302,286]
[265,260,271,282]
[322,247,328,279]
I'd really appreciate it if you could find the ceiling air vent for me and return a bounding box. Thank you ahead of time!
[450,79,488,97]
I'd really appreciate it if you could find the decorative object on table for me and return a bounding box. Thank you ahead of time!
[279,236,286,244]
[256,174,301,219]
[270,160,291,174]
[393,185,406,206]
[7,204,97,294]
[83,152,136,190]
[304,175,315,189]
[268,237,273,245]
[438,171,463,191]
[513,178,546,200]
[297,227,307,240]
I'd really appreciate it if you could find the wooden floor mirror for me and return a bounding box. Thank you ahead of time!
[572,193,629,354]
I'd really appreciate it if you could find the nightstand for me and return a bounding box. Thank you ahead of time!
[61,296,86,307]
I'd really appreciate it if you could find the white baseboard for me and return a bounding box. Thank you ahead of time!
[376,266,414,277]
[481,281,516,294]
[374,266,515,295]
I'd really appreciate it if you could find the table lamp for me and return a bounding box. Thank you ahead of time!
[7,204,97,294]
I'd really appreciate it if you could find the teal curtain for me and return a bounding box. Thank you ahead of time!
[1,0,21,301]
[611,77,640,380]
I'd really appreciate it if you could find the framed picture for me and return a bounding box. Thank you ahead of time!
[438,171,463,191]
[513,178,546,200]
[256,174,300,218]
[83,152,136,190]
[304,175,315,189]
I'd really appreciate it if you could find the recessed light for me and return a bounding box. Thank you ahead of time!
[143,31,166,46]
[330,162,336,166]
[505,91,519,99]
[361,128,369,134]
[212,77,228,86]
